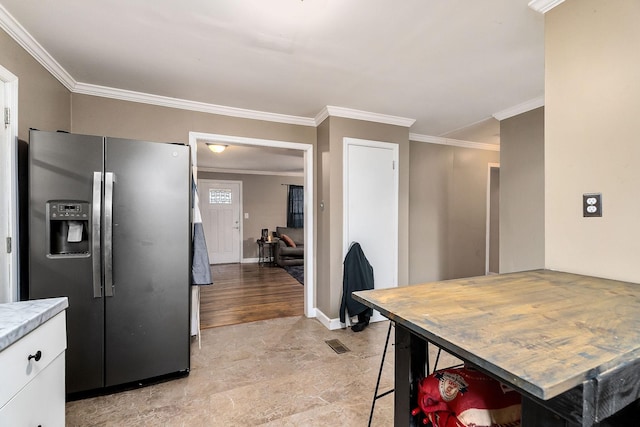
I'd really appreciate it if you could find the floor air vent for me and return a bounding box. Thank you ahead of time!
[325,339,350,354]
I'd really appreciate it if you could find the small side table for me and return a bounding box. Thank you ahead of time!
[257,239,278,266]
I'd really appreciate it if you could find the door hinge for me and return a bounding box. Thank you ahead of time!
[6,237,11,254]
[4,107,9,128]
[392,160,396,170]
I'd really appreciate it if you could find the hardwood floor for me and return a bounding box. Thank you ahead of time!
[199,263,304,329]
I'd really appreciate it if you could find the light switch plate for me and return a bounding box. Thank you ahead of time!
[583,193,602,217]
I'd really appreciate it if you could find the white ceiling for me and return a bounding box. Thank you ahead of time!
[0,0,544,173]
[196,140,304,175]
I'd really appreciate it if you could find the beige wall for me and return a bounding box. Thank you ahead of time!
[489,167,500,273]
[316,119,331,313]
[316,116,410,319]
[409,142,451,282]
[1,28,71,300]
[0,30,71,140]
[70,94,316,145]
[449,147,500,278]
[409,142,500,283]
[545,0,640,282]
[500,107,544,273]
[198,171,303,259]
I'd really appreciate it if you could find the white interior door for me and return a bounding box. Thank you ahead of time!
[199,180,242,264]
[344,138,399,323]
[0,80,9,302]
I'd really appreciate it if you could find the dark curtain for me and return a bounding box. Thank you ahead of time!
[287,185,304,228]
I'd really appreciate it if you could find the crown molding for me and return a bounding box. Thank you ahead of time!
[314,107,330,125]
[528,0,566,14]
[438,115,499,139]
[492,96,544,121]
[410,133,500,152]
[73,82,317,127]
[0,4,76,90]
[317,105,416,128]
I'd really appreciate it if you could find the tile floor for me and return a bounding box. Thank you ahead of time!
[65,316,459,426]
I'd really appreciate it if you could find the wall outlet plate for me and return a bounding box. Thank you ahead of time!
[583,193,602,217]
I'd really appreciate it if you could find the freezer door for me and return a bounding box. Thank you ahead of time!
[104,138,190,386]
[28,130,105,394]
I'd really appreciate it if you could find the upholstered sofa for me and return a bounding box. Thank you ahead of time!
[274,226,304,267]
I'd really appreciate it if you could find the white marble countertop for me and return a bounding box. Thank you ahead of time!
[0,297,68,352]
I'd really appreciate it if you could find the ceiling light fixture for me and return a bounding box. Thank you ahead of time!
[207,143,227,153]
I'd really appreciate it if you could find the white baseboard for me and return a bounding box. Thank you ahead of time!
[315,308,347,330]
[315,308,387,330]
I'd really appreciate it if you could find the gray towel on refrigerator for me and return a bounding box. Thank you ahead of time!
[191,177,212,285]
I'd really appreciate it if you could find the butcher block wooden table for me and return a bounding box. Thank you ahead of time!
[353,269,640,426]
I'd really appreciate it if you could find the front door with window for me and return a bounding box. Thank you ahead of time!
[198,179,241,264]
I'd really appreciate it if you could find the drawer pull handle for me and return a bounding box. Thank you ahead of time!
[28,350,42,362]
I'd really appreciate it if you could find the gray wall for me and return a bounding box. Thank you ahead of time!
[409,142,500,283]
[198,171,303,259]
[0,30,70,140]
[489,167,500,273]
[449,147,500,278]
[499,107,544,273]
[316,119,330,314]
[1,28,71,300]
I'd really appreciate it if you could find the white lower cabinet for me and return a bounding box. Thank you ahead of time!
[0,311,66,426]
[0,354,65,425]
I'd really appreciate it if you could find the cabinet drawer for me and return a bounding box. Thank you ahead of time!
[0,353,65,426]
[0,311,66,406]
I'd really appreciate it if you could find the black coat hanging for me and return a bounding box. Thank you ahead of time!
[339,242,374,327]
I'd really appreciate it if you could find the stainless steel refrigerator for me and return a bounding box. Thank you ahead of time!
[27,130,191,396]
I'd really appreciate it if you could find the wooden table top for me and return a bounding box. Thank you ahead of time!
[353,269,640,400]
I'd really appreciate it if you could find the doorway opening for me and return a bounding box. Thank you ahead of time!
[189,132,315,318]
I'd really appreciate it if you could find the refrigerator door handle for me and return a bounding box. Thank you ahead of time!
[92,172,102,298]
[104,172,115,297]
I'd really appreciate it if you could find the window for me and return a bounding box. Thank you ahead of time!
[209,189,232,204]
[287,185,304,228]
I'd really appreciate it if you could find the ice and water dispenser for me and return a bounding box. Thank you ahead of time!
[46,200,90,257]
